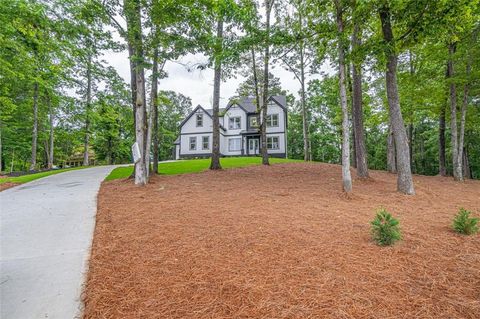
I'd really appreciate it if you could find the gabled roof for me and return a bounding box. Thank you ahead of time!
[178,95,287,130]
[204,108,226,117]
[269,95,287,111]
[224,95,287,114]
[179,105,225,130]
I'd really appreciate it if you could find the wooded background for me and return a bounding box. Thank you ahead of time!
[1,0,478,188]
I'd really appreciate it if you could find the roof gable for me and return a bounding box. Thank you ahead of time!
[224,95,287,114]
[179,105,226,131]
[268,95,287,111]
[178,105,211,129]
[224,100,251,114]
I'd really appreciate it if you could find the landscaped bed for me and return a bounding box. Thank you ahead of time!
[83,162,480,318]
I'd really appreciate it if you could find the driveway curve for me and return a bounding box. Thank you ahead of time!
[1,166,118,319]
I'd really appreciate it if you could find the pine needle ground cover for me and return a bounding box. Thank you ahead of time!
[84,162,480,319]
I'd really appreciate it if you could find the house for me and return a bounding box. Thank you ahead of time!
[174,95,287,159]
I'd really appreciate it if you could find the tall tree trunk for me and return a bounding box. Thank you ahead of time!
[47,94,54,169]
[298,13,309,162]
[261,0,273,166]
[447,43,462,181]
[300,51,309,161]
[83,54,92,166]
[152,48,160,174]
[125,0,148,185]
[351,20,369,178]
[351,114,356,168]
[438,101,447,176]
[463,146,471,179]
[210,18,223,170]
[335,0,352,193]
[30,82,39,171]
[408,51,415,172]
[387,123,396,173]
[379,5,414,195]
[456,58,470,181]
[347,64,355,168]
[408,123,413,171]
[251,48,261,112]
[128,43,137,178]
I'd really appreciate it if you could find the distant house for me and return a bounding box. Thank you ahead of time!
[174,95,287,159]
[64,149,96,167]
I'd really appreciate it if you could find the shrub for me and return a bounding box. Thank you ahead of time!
[371,209,401,246]
[452,208,479,235]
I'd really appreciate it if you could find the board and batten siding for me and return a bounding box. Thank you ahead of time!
[224,105,246,133]
[180,133,213,156]
[179,107,214,156]
[265,102,286,134]
[175,97,288,159]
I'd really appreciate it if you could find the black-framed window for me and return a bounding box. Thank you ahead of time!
[229,116,241,129]
[249,116,259,128]
[196,113,203,127]
[267,136,279,150]
[266,114,279,127]
[202,136,209,150]
[189,137,197,150]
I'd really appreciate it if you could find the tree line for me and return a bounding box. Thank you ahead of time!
[1,0,479,193]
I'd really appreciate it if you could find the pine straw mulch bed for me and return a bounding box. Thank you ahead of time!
[83,162,480,319]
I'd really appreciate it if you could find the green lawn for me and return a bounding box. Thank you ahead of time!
[0,166,90,185]
[105,157,301,181]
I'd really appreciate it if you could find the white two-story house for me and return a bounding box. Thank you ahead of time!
[173,95,287,159]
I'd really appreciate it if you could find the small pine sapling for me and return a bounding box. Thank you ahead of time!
[371,208,401,246]
[452,208,479,235]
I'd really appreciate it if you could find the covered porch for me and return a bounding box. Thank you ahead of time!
[240,130,261,156]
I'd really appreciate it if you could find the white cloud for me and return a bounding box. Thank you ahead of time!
[103,48,334,109]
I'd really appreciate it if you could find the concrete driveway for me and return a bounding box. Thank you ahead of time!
[0,166,118,319]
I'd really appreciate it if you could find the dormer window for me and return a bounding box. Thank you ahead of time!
[196,113,203,127]
[229,116,241,130]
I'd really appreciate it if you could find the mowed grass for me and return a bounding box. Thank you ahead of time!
[105,157,301,181]
[0,166,90,185]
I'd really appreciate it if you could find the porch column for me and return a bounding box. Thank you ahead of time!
[241,136,245,156]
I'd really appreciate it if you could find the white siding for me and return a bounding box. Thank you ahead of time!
[181,108,213,133]
[265,102,286,134]
[180,133,213,156]
[224,105,246,135]
[223,135,243,156]
[177,100,287,158]
[175,145,180,160]
[266,133,286,154]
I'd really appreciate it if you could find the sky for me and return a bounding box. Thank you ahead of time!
[105,49,334,109]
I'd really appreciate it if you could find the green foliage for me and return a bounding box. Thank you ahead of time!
[2,0,480,182]
[157,91,192,160]
[0,166,89,186]
[236,71,286,98]
[370,209,402,246]
[452,208,479,235]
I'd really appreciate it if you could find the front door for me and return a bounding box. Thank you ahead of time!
[248,138,259,155]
